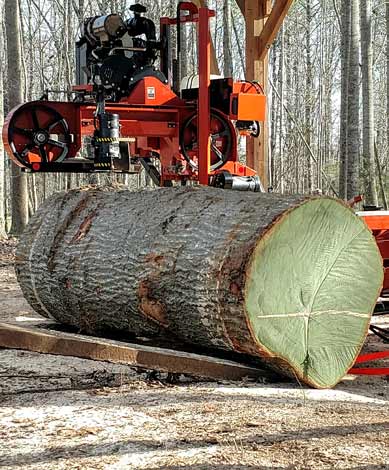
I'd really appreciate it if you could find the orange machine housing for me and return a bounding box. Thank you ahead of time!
[359,211,389,294]
[230,82,267,122]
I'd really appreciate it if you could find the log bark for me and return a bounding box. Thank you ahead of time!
[16,187,383,388]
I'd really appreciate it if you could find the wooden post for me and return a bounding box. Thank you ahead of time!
[245,0,271,189]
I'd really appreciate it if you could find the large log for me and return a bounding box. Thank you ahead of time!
[16,186,383,388]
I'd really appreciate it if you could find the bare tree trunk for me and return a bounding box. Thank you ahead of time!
[231,11,244,76]
[4,0,29,235]
[387,3,389,162]
[339,0,351,200]
[305,0,314,193]
[346,0,361,200]
[269,48,276,187]
[0,68,6,237]
[64,0,73,97]
[223,0,233,77]
[360,0,377,206]
[374,141,388,210]
[180,25,188,80]
[279,25,285,193]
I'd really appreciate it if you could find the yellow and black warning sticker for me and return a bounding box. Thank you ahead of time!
[94,137,136,143]
[94,162,112,168]
[94,137,119,143]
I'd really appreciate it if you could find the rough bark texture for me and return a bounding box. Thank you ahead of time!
[346,0,361,200]
[360,0,377,206]
[15,187,383,389]
[0,68,6,238]
[387,3,389,165]
[305,0,314,193]
[4,0,29,235]
[223,0,233,77]
[339,0,350,200]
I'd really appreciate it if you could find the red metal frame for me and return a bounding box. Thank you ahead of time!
[360,211,389,293]
[351,211,389,377]
[349,351,389,376]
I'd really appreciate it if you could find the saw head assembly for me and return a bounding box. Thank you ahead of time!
[2,2,266,190]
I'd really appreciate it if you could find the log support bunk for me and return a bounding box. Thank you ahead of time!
[0,322,275,382]
[0,321,386,380]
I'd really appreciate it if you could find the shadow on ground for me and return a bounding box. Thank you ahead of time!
[0,421,388,468]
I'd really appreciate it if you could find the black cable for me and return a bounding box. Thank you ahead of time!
[369,324,389,343]
[240,80,264,95]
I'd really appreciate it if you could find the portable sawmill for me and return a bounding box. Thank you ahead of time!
[2,2,265,191]
[2,2,389,387]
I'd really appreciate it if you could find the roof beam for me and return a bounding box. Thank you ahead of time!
[257,0,294,60]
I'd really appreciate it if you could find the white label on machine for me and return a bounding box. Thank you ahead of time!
[357,211,389,216]
[147,87,156,99]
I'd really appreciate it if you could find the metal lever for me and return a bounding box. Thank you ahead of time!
[109,46,147,55]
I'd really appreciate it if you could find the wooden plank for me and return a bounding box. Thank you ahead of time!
[235,0,245,15]
[0,322,273,381]
[245,0,271,188]
[236,0,272,20]
[257,0,294,60]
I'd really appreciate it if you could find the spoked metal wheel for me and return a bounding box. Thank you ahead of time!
[5,103,71,168]
[180,110,234,171]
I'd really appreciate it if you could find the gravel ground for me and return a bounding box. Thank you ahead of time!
[0,238,388,470]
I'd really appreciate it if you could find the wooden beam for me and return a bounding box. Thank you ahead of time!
[0,322,273,381]
[244,0,291,188]
[235,0,271,18]
[235,0,245,15]
[245,0,271,188]
[257,0,294,60]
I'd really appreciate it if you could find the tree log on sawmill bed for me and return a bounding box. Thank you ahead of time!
[15,186,383,388]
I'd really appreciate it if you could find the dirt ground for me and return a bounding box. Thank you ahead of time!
[0,238,388,470]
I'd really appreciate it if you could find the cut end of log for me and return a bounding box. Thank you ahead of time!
[244,198,383,388]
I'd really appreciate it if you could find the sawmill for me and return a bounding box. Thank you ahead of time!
[1,0,388,390]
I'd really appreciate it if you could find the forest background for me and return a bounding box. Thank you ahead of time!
[0,0,388,235]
